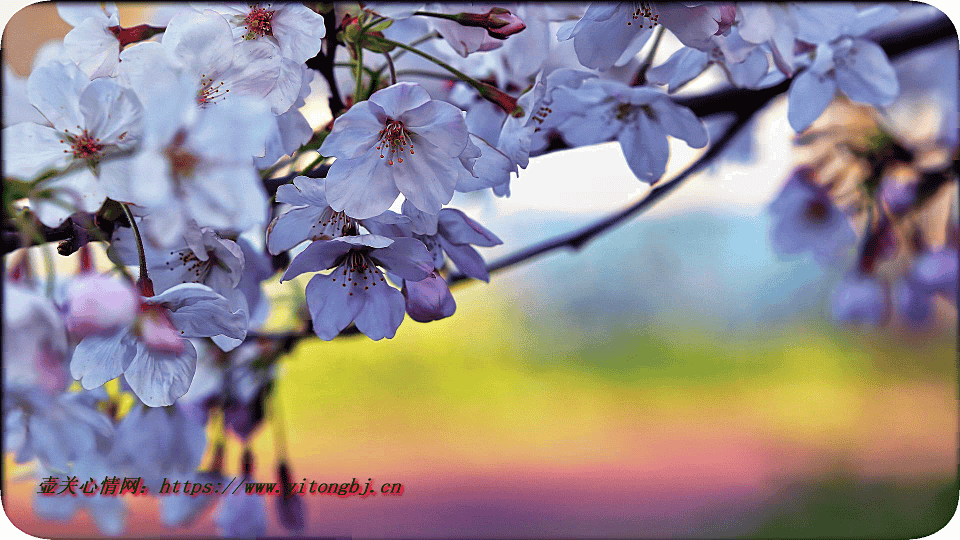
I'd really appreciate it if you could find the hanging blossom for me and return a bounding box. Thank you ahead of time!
[829,272,891,326]
[768,167,857,267]
[3,283,71,394]
[280,235,434,340]
[647,25,772,92]
[266,176,359,255]
[365,202,503,322]
[551,78,708,183]
[2,61,142,227]
[57,3,122,78]
[109,218,250,351]
[108,402,207,490]
[70,281,246,407]
[179,340,274,441]
[318,82,475,219]
[787,37,900,132]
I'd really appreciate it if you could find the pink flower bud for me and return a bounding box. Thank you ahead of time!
[108,24,165,48]
[455,8,526,40]
[64,275,139,337]
[714,5,737,36]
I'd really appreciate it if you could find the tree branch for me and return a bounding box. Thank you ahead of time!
[305,9,346,116]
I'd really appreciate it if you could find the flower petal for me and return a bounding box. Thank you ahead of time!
[71,329,137,390]
[353,280,405,340]
[281,239,353,281]
[304,272,365,340]
[787,70,836,132]
[369,82,431,119]
[370,238,433,281]
[124,338,198,406]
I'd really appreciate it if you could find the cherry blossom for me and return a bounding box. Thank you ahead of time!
[768,167,857,267]
[70,283,246,407]
[281,235,433,340]
[319,82,474,218]
[2,61,142,227]
[552,78,708,182]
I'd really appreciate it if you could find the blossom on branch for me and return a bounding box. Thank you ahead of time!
[281,235,433,340]
[319,82,474,219]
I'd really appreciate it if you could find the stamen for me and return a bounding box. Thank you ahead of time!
[376,119,415,166]
[197,75,230,107]
[627,2,659,28]
[64,129,104,160]
[243,5,275,40]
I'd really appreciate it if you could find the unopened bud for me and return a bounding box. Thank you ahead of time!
[714,5,737,36]
[454,8,526,40]
[476,82,523,116]
[108,24,164,48]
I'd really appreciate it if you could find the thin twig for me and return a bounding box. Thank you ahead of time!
[383,51,397,85]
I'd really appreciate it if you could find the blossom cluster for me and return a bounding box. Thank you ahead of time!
[1,2,954,536]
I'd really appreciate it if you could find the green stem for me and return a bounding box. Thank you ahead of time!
[377,37,480,91]
[300,153,326,176]
[395,69,457,81]
[354,45,365,103]
[120,203,149,284]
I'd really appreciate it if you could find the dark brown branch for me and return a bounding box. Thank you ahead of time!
[305,9,346,116]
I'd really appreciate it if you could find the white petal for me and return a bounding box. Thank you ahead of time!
[324,152,401,219]
[1,123,71,179]
[835,39,899,106]
[79,79,142,146]
[71,329,136,390]
[28,61,89,130]
[620,115,669,183]
[354,281,405,340]
[281,239,353,281]
[370,238,433,282]
[787,70,836,132]
[124,339,198,406]
[305,272,365,340]
[649,98,708,148]
[369,82,431,119]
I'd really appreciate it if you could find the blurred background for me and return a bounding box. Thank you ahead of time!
[2,2,957,538]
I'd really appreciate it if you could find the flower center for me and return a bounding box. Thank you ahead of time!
[197,74,229,107]
[63,129,104,160]
[316,209,355,238]
[627,2,659,28]
[804,199,831,224]
[166,130,200,179]
[376,119,415,166]
[243,5,275,39]
[331,250,388,296]
[170,248,214,283]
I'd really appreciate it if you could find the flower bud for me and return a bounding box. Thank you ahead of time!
[64,275,139,338]
[714,5,737,36]
[108,24,165,48]
[453,8,526,40]
[403,271,456,322]
[476,82,523,116]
